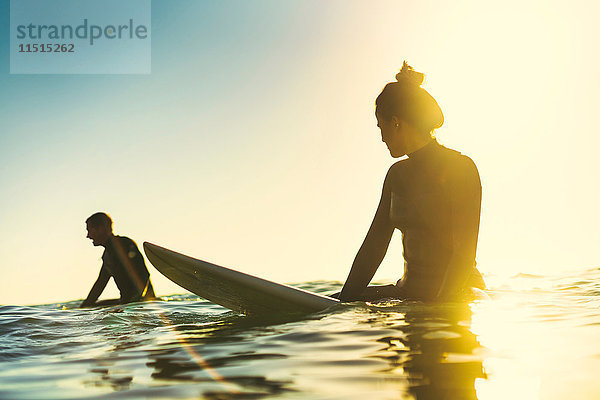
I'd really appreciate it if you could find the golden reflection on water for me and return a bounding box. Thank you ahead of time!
[135,297,516,399]
[363,302,485,399]
[471,295,543,400]
[470,273,600,400]
[29,276,599,399]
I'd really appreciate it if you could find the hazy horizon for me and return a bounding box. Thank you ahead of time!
[2,0,600,305]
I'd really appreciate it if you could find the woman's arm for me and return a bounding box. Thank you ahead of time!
[339,170,395,301]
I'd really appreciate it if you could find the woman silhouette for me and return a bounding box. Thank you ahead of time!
[337,62,485,302]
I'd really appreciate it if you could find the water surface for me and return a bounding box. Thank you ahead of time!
[2,272,600,399]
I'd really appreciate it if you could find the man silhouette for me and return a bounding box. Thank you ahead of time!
[80,212,156,307]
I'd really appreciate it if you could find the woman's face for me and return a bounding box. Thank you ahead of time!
[376,113,405,158]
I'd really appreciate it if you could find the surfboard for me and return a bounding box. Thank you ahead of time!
[143,242,340,316]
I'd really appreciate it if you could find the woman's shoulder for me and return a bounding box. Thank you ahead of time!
[441,149,481,188]
[439,145,479,172]
[386,157,412,180]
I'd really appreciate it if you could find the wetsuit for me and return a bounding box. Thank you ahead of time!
[83,235,155,305]
[339,139,484,301]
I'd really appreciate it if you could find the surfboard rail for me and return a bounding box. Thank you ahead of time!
[143,242,339,316]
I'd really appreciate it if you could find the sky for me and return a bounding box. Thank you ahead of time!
[1,0,599,305]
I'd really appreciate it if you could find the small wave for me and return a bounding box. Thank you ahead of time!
[1,280,599,399]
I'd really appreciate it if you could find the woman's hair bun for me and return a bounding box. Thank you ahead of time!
[395,61,424,87]
[376,61,443,132]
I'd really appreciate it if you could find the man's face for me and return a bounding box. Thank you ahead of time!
[86,223,110,246]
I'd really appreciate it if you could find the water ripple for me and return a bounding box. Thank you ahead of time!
[1,275,600,399]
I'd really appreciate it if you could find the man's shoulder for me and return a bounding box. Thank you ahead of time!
[111,235,143,254]
[114,235,137,245]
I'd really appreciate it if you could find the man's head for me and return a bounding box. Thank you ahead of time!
[85,212,113,247]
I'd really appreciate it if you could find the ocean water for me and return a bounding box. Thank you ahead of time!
[1,271,600,400]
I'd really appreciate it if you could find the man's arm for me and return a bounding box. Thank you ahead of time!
[339,170,395,301]
[80,267,110,308]
[436,157,482,299]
